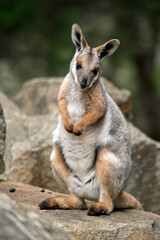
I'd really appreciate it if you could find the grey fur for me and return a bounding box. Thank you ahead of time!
[50,25,132,202]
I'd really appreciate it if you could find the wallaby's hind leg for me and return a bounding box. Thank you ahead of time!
[38,144,86,210]
[39,192,86,210]
[114,191,143,210]
[88,148,114,216]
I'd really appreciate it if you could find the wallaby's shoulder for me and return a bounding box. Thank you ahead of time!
[58,74,71,102]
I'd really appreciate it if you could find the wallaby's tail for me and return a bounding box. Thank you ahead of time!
[114,191,143,210]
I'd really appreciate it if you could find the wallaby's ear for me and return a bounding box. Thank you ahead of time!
[96,39,120,58]
[72,23,88,51]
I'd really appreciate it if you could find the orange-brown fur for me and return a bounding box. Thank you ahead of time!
[114,191,142,210]
[58,80,73,133]
[77,59,83,65]
[88,148,114,215]
[96,148,113,198]
[41,192,86,210]
[73,84,105,135]
[95,43,107,53]
[51,145,69,189]
[95,39,119,54]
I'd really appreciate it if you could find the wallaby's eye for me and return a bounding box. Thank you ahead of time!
[92,68,99,75]
[76,62,82,70]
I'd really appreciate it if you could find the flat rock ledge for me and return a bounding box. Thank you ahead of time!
[0,181,160,240]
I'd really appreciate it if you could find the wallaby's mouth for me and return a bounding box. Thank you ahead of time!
[80,79,97,90]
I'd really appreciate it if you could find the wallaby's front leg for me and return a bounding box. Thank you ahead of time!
[73,86,105,135]
[58,79,73,133]
[59,98,73,133]
[73,110,103,135]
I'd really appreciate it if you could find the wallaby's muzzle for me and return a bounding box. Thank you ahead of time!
[80,78,87,89]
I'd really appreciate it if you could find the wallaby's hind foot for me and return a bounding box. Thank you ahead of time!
[38,194,87,210]
[39,197,58,210]
[114,191,143,210]
[88,190,114,216]
[87,202,113,216]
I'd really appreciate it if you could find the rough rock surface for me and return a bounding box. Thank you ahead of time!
[0,193,72,240]
[0,103,6,174]
[127,123,160,214]
[14,76,132,117]
[0,90,61,192]
[0,181,160,240]
[0,91,26,174]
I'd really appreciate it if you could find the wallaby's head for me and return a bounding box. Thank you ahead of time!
[70,24,120,90]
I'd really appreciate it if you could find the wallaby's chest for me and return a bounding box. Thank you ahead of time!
[67,90,87,124]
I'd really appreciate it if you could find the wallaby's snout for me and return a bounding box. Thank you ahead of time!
[80,78,87,89]
[71,23,120,90]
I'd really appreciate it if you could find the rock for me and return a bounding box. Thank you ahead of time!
[126,123,160,214]
[0,103,6,174]
[0,90,61,192]
[14,77,62,116]
[0,181,160,240]
[0,193,72,240]
[8,112,60,191]
[14,76,131,117]
[0,91,27,173]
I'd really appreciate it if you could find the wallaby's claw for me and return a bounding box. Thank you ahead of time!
[73,123,83,136]
[64,120,74,133]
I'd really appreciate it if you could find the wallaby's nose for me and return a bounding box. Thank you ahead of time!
[80,79,87,89]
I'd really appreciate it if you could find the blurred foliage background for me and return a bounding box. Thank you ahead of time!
[0,0,160,141]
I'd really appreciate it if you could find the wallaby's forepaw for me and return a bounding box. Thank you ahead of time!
[87,202,112,216]
[38,198,58,210]
[64,119,74,133]
[73,123,83,136]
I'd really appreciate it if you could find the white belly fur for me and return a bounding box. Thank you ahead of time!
[52,119,101,200]
[51,90,111,200]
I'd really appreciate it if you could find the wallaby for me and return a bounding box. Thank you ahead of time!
[39,24,142,216]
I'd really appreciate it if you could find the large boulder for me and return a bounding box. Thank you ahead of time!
[0,181,160,240]
[127,123,160,214]
[14,76,132,117]
[0,89,59,190]
[0,193,71,240]
[0,91,26,174]
[0,89,60,191]
[0,103,6,174]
